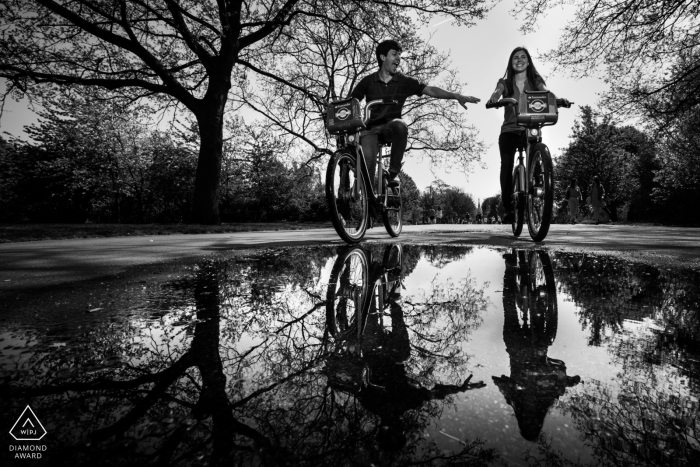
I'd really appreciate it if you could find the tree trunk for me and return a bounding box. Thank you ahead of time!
[191,100,226,224]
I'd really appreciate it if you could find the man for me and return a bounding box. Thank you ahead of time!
[351,40,480,188]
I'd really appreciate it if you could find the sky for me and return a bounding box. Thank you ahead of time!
[0,1,609,203]
[408,1,608,201]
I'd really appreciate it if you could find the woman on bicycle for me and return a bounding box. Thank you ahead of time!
[488,47,566,224]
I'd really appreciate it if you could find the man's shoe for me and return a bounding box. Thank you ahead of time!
[503,212,515,224]
[387,172,400,188]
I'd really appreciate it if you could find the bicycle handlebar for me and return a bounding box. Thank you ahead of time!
[485,98,516,109]
[485,98,574,109]
[364,99,398,124]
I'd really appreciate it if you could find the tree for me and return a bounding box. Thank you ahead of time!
[442,187,476,219]
[0,0,490,224]
[553,106,655,221]
[399,171,421,221]
[15,92,154,222]
[652,105,700,223]
[516,0,700,123]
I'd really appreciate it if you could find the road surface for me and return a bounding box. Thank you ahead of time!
[1,224,699,292]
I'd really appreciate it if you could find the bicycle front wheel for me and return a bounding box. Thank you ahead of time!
[381,174,402,237]
[326,151,368,243]
[511,168,524,237]
[527,144,554,242]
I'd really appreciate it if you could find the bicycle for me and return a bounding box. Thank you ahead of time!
[486,92,573,242]
[323,98,403,244]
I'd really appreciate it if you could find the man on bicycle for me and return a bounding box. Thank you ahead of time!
[351,40,480,187]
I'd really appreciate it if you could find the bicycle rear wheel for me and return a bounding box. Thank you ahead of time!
[511,168,524,237]
[527,144,554,242]
[326,247,369,339]
[381,174,402,237]
[326,151,368,244]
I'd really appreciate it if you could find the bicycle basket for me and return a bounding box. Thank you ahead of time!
[516,91,558,126]
[324,354,368,391]
[326,98,365,134]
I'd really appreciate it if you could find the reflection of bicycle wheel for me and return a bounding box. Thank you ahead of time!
[382,244,402,270]
[326,247,368,339]
[326,151,368,244]
[382,174,402,237]
[527,251,558,343]
[527,144,554,242]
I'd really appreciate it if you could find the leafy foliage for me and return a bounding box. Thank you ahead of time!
[553,106,658,221]
[420,179,477,221]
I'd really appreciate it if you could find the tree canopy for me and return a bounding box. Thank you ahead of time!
[0,0,490,224]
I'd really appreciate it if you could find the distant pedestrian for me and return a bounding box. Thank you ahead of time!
[436,206,443,224]
[587,176,612,225]
[412,207,421,225]
[429,207,436,224]
[566,178,582,224]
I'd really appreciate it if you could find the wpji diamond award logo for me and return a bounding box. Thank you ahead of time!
[8,406,48,459]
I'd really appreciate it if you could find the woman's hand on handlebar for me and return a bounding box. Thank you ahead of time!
[556,98,574,108]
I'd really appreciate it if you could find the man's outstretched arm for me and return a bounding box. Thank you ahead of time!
[422,86,480,109]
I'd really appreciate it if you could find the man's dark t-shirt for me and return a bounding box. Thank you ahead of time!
[350,72,426,128]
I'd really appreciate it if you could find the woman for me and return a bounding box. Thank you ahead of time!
[587,176,612,225]
[565,178,582,224]
[488,47,567,224]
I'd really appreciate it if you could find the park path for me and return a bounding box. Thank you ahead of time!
[1,224,699,291]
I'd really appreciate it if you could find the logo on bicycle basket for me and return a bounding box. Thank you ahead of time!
[336,108,351,120]
[529,99,547,112]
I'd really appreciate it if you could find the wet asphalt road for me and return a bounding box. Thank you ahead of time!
[1,223,699,291]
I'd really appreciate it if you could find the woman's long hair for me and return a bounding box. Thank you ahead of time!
[570,178,577,188]
[502,46,546,97]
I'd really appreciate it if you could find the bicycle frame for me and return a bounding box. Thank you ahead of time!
[513,128,541,201]
[352,142,386,207]
[338,99,398,213]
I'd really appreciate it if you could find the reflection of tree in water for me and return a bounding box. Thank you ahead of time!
[506,253,700,467]
[422,245,474,269]
[1,246,496,466]
[529,347,700,467]
[552,253,700,388]
[493,250,581,442]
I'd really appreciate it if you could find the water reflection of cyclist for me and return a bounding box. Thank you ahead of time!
[370,249,486,451]
[493,250,581,441]
[350,39,480,188]
[361,305,485,451]
[329,247,486,452]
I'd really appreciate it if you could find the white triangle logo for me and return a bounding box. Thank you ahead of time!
[9,406,47,441]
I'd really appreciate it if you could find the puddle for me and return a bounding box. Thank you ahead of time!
[1,245,699,466]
